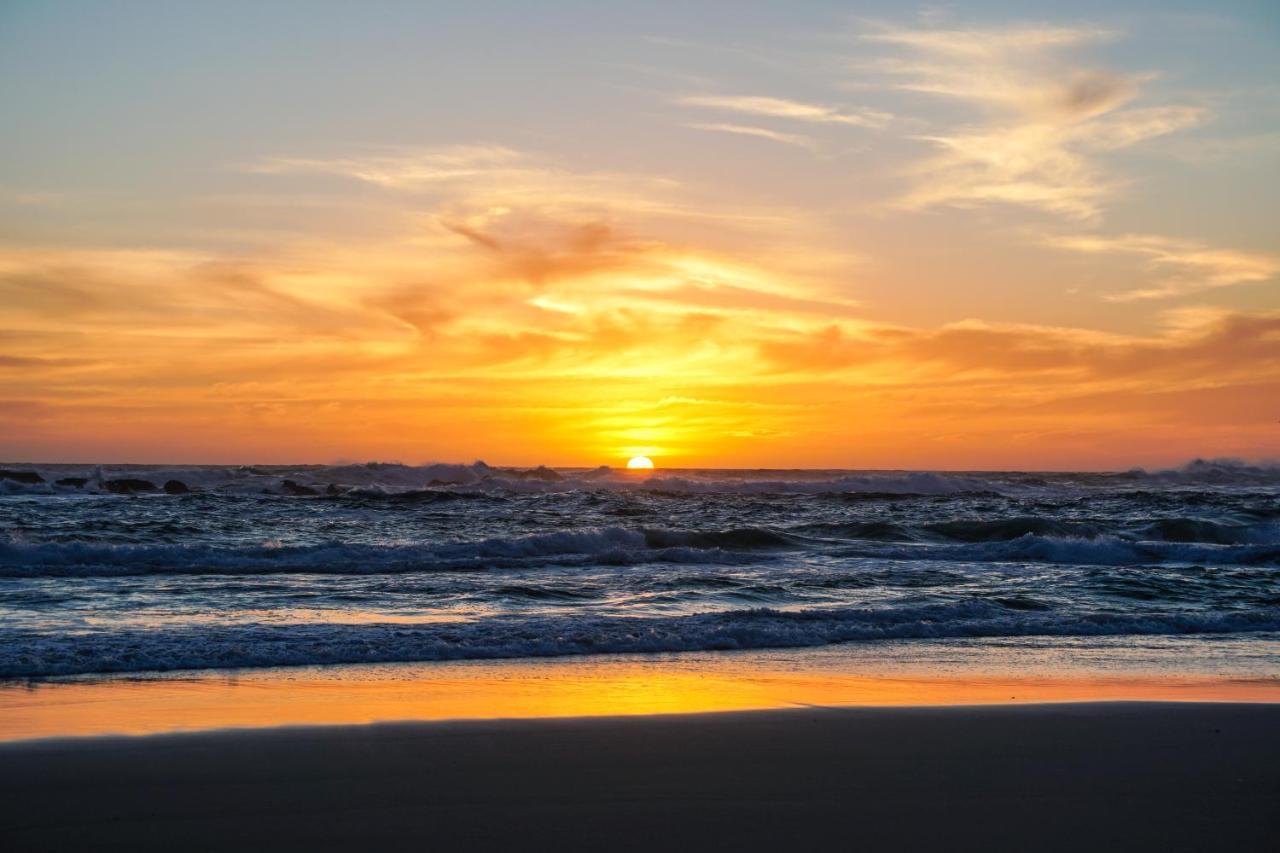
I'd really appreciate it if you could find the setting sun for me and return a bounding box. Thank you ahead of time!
[626,456,655,470]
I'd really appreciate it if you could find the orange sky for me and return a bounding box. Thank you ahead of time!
[1,4,1278,469]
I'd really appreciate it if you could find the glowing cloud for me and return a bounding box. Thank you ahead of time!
[861,24,1203,220]
[1046,234,1280,301]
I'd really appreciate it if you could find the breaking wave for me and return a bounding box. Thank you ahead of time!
[0,526,799,577]
[4,517,1279,578]
[5,601,1279,678]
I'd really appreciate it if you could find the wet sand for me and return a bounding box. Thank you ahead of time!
[5,642,1279,741]
[3,702,1278,852]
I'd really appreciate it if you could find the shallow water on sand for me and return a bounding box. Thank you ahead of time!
[3,637,1279,740]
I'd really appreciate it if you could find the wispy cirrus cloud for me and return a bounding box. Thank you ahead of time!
[251,144,524,188]
[686,122,815,148]
[860,24,1202,220]
[1045,233,1280,301]
[675,94,891,128]
[861,25,1121,111]
[247,144,810,234]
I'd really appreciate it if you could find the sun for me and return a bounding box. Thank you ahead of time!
[626,455,655,470]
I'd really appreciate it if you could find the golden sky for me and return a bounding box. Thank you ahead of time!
[1,3,1278,468]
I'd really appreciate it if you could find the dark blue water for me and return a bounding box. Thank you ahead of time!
[2,460,1278,678]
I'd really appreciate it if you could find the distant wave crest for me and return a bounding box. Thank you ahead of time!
[4,514,1280,577]
[0,461,1024,497]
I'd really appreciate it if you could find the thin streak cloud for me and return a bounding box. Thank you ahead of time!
[250,145,525,188]
[676,94,891,128]
[1046,234,1280,301]
[686,122,816,148]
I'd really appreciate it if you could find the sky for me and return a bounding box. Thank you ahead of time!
[1,0,1278,469]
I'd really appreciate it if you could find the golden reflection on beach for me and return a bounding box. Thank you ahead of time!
[2,656,1277,741]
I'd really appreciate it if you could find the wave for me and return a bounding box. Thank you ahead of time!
[5,457,1279,501]
[641,528,801,550]
[922,517,1103,542]
[836,534,1280,568]
[626,471,1001,496]
[797,515,1280,550]
[1112,458,1280,486]
[0,526,798,577]
[794,521,920,541]
[0,462,1013,498]
[6,516,1280,577]
[5,600,1278,678]
[1138,518,1278,545]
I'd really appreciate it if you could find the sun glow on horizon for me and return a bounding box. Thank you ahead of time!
[626,456,655,470]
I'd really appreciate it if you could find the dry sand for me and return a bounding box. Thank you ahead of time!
[2,702,1278,851]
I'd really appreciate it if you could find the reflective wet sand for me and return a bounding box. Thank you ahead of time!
[4,640,1277,741]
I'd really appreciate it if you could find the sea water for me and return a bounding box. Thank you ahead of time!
[1,459,1278,679]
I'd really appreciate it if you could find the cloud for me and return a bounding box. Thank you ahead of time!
[249,145,809,239]
[437,212,660,288]
[8,129,1275,467]
[7,217,1278,465]
[0,355,94,369]
[760,310,1280,391]
[860,24,1203,220]
[1072,106,1203,150]
[631,281,862,318]
[0,190,828,401]
[675,94,891,128]
[859,24,1125,120]
[743,308,1280,467]
[250,144,524,188]
[686,122,816,148]
[0,247,368,336]
[1045,233,1280,300]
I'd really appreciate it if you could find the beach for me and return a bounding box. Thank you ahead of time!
[3,702,1278,852]
[5,646,1276,850]
[3,465,1279,849]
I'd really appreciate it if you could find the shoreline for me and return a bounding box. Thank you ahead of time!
[4,702,1278,851]
[5,639,1279,742]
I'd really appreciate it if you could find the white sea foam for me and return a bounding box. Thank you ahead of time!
[4,602,1278,678]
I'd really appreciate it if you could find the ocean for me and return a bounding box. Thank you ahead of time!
[2,459,1278,680]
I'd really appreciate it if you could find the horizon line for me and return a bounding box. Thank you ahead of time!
[2,457,1272,475]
